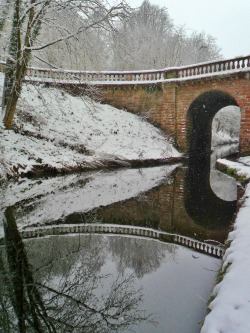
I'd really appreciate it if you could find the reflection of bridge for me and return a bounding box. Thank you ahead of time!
[2,224,223,258]
[1,55,249,154]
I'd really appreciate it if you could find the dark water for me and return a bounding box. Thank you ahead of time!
[0,145,239,333]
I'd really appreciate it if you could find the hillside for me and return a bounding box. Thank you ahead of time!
[0,74,181,181]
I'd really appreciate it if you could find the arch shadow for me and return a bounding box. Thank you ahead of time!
[185,90,239,229]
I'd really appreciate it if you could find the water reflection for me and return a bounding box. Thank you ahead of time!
[0,146,238,244]
[0,165,178,228]
[0,207,220,333]
[210,144,239,201]
[184,146,237,229]
[0,208,155,333]
[0,147,237,332]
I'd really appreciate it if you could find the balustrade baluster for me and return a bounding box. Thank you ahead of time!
[247,57,250,67]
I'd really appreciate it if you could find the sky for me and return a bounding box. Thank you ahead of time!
[127,0,250,59]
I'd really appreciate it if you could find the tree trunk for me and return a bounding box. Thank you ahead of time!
[2,0,21,128]
[3,0,37,129]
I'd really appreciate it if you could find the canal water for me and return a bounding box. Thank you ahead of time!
[0,144,239,333]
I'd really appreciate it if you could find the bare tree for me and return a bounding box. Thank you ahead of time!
[1,0,128,129]
[111,0,174,70]
[110,0,221,70]
[178,31,222,65]
[32,8,112,70]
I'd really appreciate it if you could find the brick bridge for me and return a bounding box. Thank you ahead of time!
[1,55,250,154]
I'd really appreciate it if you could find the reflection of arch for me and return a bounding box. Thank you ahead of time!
[185,90,238,229]
[185,154,237,229]
[187,90,239,156]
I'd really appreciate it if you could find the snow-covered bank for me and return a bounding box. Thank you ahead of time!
[202,158,250,333]
[0,73,181,181]
[217,156,250,183]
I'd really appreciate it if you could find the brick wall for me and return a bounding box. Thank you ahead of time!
[100,72,250,154]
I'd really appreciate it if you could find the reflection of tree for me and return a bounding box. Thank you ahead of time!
[0,208,155,333]
[108,236,178,278]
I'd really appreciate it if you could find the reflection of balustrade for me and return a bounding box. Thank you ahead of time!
[174,234,223,258]
[0,224,223,258]
[0,55,249,84]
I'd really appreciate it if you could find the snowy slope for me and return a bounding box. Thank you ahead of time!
[0,73,181,181]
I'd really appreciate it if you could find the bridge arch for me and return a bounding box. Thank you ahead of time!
[186,90,239,156]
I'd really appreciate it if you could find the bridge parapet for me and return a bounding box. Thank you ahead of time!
[0,54,249,84]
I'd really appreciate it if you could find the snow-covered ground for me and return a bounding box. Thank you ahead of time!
[0,73,181,181]
[202,157,250,333]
